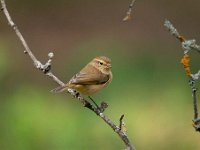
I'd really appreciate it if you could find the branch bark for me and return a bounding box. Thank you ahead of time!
[164,19,200,132]
[0,0,136,149]
[123,0,136,22]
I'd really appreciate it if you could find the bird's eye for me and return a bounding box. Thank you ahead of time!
[99,62,103,65]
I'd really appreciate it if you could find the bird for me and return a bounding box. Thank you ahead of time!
[51,56,112,106]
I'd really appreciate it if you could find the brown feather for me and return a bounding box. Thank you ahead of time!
[51,56,112,96]
[69,64,109,85]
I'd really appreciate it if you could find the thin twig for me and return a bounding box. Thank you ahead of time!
[164,20,200,54]
[164,19,200,132]
[123,0,136,22]
[119,114,125,130]
[189,80,198,119]
[190,79,200,131]
[0,0,136,149]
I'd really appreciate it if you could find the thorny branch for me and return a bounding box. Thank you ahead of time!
[0,0,136,149]
[164,19,200,132]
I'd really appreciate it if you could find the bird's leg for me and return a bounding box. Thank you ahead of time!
[88,96,100,109]
[88,96,108,113]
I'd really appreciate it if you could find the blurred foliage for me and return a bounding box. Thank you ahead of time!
[1,0,200,150]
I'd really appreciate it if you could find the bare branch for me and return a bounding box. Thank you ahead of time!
[0,0,136,149]
[189,80,198,119]
[164,19,200,132]
[164,20,200,54]
[123,0,136,22]
[164,20,181,39]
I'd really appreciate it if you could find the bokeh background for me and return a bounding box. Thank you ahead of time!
[1,0,200,149]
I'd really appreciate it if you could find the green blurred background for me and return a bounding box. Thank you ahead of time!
[1,0,200,149]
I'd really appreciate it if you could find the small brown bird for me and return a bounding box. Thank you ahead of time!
[51,56,112,98]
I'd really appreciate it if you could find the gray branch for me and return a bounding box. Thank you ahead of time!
[164,19,200,132]
[164,19,200,80]
[123,0,136,22]
[164,20,180,38]
[164,19,200,54]
[0,0,136,149]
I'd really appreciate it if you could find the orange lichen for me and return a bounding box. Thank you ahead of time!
[181,54,192,77]
[178,35,186,42]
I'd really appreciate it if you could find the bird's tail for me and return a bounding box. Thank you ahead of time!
[51,84,68,93]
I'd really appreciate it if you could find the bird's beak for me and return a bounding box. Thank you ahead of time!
[107,64,112,68]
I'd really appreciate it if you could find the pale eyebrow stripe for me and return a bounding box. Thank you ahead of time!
[94,58,106,63]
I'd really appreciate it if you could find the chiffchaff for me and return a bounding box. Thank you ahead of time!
[51,56,112,97]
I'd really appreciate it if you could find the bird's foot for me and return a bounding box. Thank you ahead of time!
[88,96,108,113]
[99,101,108,113]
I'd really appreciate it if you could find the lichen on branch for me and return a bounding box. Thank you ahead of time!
[164,19,200,132]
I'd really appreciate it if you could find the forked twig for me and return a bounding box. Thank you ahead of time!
[164,19,200,132]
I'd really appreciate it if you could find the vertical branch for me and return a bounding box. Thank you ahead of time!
[192,84,198,119]
[189,79,198,118]
[190,79,200,131]
[164,19,200,132]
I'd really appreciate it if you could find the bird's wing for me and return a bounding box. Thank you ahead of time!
[69,67,109,85]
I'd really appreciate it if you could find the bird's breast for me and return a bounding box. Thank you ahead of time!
[69,82,108,96]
